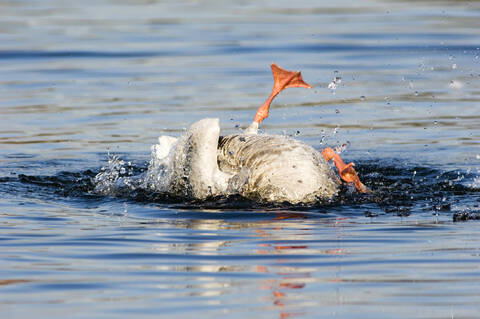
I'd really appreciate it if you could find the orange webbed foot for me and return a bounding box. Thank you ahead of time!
[253,63,312,124]
[322,147,370,193]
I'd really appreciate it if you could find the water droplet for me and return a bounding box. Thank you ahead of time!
[328,72,342,94]
[328,81,337,92]
[334,142,350,154]
[449,80,463,89]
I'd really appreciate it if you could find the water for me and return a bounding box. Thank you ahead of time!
[1,0,480,318]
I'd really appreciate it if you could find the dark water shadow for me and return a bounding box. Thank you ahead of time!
[4,157,478,221]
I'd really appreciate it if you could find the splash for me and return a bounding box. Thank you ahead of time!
[333,142,350,155]
[93,135,183,198]
[92,124,340,204]
[11,150,479,219]
[319,126,341,146]
[469,176,480,190]
[93,153,139,196]
[141,136,179,194]
[86,124,480,214]
[327,71,342,94]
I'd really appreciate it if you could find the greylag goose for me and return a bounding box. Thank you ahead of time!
[146,64,368,204]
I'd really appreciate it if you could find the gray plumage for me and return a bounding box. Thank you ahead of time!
[147,118,339,204]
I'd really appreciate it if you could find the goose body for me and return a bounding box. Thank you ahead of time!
[144,64,366,204]
[217,127,338,203]
[147,118,339,204]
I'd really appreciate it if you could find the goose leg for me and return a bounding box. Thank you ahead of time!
[321,147,369,193]
[253,63,312,125]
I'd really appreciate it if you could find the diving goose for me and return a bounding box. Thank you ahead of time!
[146,64,368,204]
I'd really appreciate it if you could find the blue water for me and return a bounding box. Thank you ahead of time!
[1,1,480,318]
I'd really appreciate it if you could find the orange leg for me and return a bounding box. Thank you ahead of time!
[253,63,312,124]
[322,147,370,193]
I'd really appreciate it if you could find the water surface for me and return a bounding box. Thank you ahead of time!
[1,1,480,318]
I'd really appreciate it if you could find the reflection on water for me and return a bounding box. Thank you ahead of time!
[1,0,480,318]
[2,208,480,319]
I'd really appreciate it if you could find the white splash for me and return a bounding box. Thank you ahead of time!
[328,72,342,94]
[142,135,179,193]
[93,153,138,196]
[93,118,340,204]
[470,176,480,189]
[449,80,463,89]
